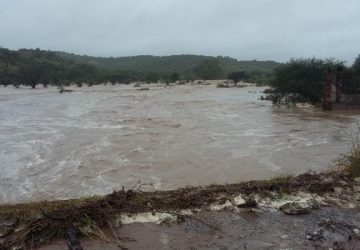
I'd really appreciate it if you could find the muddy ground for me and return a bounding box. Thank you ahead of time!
[41,208,360,250]
[1,171,359,249]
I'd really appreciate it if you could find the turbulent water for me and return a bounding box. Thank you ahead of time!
[0,84,359,203]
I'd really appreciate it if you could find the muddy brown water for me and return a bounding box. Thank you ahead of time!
[1,84,359,203]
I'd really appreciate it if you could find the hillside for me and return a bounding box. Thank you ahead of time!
[56,52,280,73]
[0,47,281,87]
[56,52,281,81]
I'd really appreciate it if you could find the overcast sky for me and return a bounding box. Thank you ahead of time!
[0,0,359,63]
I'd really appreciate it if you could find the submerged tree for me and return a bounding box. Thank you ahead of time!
[144,72,159,83]
[18,62,45,88]
[227,71,247,86]
[170,72,180,83]
[0,48,17,86]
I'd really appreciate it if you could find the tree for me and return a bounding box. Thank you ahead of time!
[108,70,134,84]
[193,58,224,80]
[0,47,282,87]
[170,72,180,83]
[16,49,67,88]
[353,54,360,73]
[270,58,344,103]
[0,48,16,86]
[145,72,159,83]
[227,71,247,86]
[66,64,96,84]
[18,62,45,88]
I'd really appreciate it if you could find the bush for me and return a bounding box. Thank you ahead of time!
[336,123,360,178]
[227,71,247,85]
[349,123,360,177]
[270,58,344,104]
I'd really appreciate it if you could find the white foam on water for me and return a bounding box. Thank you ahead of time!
[0,85,359,203]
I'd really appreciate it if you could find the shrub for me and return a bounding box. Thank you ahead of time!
[336,123,360,178]
[227,71,247,85]
[270,58,344,104]
[349,123,360,177]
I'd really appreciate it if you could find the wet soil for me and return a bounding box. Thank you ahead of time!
[0,171,359,249]
[40,208,360,250]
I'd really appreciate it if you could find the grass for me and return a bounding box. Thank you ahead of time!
[269,174,294,185]
[348,123,360,178]
[349,157,360,178]
[334,122,360,178]
[268,174,294,197]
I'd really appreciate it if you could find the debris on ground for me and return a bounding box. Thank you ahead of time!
[280,200,319,215]
[305,218,360,249]
[0,170,358,249]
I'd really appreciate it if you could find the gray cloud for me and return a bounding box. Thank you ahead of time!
[0,0,359,63]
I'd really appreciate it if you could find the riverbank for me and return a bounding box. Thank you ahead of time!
[1,170,359,249]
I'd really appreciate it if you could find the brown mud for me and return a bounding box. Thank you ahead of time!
[42,208,360,250]
[1,170,359,249]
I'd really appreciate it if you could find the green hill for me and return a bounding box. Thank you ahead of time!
[0,47,281,87]
[56,52,280,81]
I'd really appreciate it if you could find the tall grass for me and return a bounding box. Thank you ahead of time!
[349,123,360,177]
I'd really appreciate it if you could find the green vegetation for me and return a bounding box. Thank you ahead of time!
[170,72,180,83]
[334,123,360,178]
[144,71,160,83]
[0,48,99,88]
[269,174,293,185]
[0,47,280,88]
[349,151,360,178]
[353,54,360,73]
[270,58,344,104]
[56,51,280,81]
[193,58,225,79]
[349,124,360,177]
[227,71,247,86]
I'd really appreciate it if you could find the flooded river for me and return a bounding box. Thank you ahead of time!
[0,84,359,203]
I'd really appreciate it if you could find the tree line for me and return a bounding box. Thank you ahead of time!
[269,55,360,104]
[0,47,280,88]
